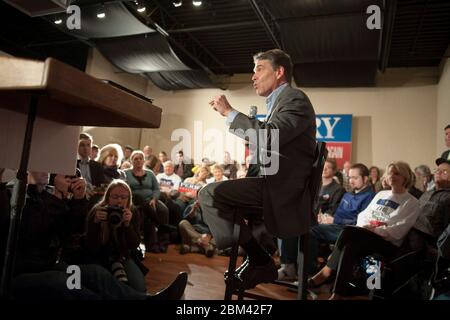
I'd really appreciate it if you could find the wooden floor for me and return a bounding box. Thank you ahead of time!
[143,244,320,300]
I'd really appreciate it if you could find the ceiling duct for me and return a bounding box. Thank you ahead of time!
[4,0,69,17]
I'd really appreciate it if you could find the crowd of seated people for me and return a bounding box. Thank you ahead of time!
[0,168,186,300]
[309,161,420,298]
[2,127,450,300]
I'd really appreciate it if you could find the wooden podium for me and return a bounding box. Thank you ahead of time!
[0,56,162,297]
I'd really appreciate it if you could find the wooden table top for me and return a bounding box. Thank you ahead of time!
[0,56,162,128]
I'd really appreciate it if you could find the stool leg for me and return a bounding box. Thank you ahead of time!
[297,234,309,300]
[224,221,241,300]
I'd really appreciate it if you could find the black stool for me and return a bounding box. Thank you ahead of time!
[223,141,328,300]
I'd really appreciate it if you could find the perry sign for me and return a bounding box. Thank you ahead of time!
[252,113,352,169]
[316,114,353,169]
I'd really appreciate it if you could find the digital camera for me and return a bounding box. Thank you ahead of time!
[106,205,123,225]
[67,168,81,193]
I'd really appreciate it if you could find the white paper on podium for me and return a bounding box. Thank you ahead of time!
[0,108,80,175]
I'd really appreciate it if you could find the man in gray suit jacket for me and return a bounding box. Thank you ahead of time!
[199,49,316,289]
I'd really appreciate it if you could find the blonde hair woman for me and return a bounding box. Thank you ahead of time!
[97,144,126,183]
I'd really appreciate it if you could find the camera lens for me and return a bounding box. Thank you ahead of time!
[107,205,123,225]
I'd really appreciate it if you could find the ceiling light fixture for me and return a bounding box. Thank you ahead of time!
[54,18,63,25]
[135,1,146,12]
[97,3,106,19]
[173,1,182,7]
[192,0,202,6]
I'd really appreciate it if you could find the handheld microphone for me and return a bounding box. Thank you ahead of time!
[249,106,257,119]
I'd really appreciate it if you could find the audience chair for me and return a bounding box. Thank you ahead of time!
[346,229,437,299]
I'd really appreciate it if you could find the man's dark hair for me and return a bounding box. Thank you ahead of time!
[178,150,184,156]
[325,158,338,172]
[92,144,99,150]
[445,124,450,130]
[253,49,293,84]
[124,145,134,151]
[350,163,370,177]
[79,132,93,141]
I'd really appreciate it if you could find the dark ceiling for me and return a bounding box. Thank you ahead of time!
[0,0,449,88]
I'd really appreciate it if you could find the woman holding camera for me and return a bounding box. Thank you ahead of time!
[86,179,146,292]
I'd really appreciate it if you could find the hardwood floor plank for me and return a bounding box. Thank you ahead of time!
[143,245,299,300]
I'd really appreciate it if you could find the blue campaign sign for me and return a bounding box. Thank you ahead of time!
[316,114,352,142]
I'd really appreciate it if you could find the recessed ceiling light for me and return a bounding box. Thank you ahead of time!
[54,19,63,25]
[193,0,202,6]
[173,1,182,7]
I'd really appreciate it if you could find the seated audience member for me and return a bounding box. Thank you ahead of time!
[307,163,375,273]
[222,151,238,180]
[86,180,145,292]
[434,222,450,300]
[414,158,450,241]
[98,144,126,183]
[176,167,211,220]
[316,159,346,216]
[12,264,187,300]
[176,167,213,254]
[143,145,153,161]
[123,145,134,164]
[206,164,228,184]
[369,166,383,193]
[236,155,252,179]
[174,150,194,180]
[158,151,169,174]
[408,173,424,199]
[440,124,450,160]
[184,166,209,187]
[120,161,132,170]
[157,161,182,195]
[77,133,106,189]
[145,154,162,174]
[339,161,352,192]
[156,161,184,239]
[309,161,420,299]
[91,144,99,161]
[0,172,86,285]
[178,201,216,258]
[0,171,188,300]
[124,151,169,253]
[415,164,435,192]
[192,157,214,175]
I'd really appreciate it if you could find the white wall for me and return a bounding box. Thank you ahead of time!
[307,86,436,169]
[437,58,450,156]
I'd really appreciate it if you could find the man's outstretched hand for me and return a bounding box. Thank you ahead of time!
[209,94,234,117]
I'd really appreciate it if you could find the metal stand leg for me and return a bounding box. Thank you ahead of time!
[297,233,309,300]
[0,95,38,298]
[224,213,241,300]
